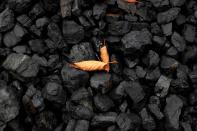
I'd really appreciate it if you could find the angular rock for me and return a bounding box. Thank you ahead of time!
[28,39,46,54]
[47,22,62,44]
[183,24,196,43]
[170,0,185,7]
[3,24,27,47]
[42,82,66,105]
[0,8,14,32]
[69,42,96,62]
[3,53,39,78]
[108,21,131,36]
[157,8,180,24]
[121,30,152,54]
[71,105,93,120]
[125,81,145,104]
[143,50,160,68]
[61,64,89,92]
[91,112,117,127]
[164,95,183,130]
[145,67,161,82]
[166,46,178,58]
[155,75,171,98]
[71,88,90,102]
[116,113,141,131]
[160,56,179,71]
[171,32,186,52]
[93,3,107,20]
[90,72,112,93]
[0,81,19,123]
[161,23,172,36]
[94,94,114,112]
[63,20,84,44]
[140,108,156,131]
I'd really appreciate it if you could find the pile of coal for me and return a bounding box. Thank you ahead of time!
[0,0,196,131]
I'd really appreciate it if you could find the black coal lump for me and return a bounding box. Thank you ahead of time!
[0,8,14,32]
[42,81,67,105]
[93,3,107,20]
[69,42,96,62]
[17,14,32,28]
[116,113,141,131]
[71,88,90,102]
[29,3,45,20]
[171,32,186,52]
[170,0,185,7]
[47,22,62,45]
[161,23,172,36]
[121,29,152,54]
[0,80,20,124]
[149,0,169,8]
[157,8,180,24]
[189,70,197,84]
[36,17,49,28]
[8,0,32,13]
[91,112,117,127]
[164,95,183,131]
[94,94,114,112]
[61,63,89,92]
[143,50,160,68]
[160,56,179,72]
[183,24,196,43]
[28,39,46,54]
[108,21,131,36]
[74,120,89,131]
[3,24,27,47]
[145,67,161,82]
[63,20,84,44]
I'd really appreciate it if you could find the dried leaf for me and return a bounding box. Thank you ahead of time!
[100,41,110,72]
[71,61,108,72]
[60,0,72,18]
[126,0,138,3]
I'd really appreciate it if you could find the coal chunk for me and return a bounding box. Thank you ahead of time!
[0,81,19,123]
[108,21,131,36]
[149,0,169,8]
[116,113,141,131]
[121,30,152,54]
[90,72,112,93]
[140,108,156,131]
[60,0,72,18]
[3,24,27,47]
[94,94,114,112]
[8,0,32,13]
[160,56,179,72]
[28,39,46,54]
[69,42,96,62]
[161,23,172,36]
[125,81,145,104]
[71,88,90,102]
[63,20,84,44]
[157,8,180,24]
[189,70,197,84]
[143,50,160,68]
[71,105,93,120]
[47,22,62,45]
[93,3,107,20]
[42,82,66,105]
[61,64,89,92]
[74,120,89,131]
[155,75,171,98]
[3,53,39,78]
[170,0,185,7]
[29,3,45,20]
[17,14,32,28]
[164,95,183,130]
[171,32,186,52]
[41,0,59,14]
[0,8,14,32]
[91,112,117,127]
[183,24,196,43]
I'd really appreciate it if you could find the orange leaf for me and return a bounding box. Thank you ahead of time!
[100,40,110,72]
[127,0,138,3]
[70,60,109,72]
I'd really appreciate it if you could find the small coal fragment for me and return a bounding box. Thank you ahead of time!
[60,0,72,18]
[189,89,197,105]
[90,72,112,93]
[94,94,114,112]
[36,17,49,28]
[0,81,19,123]
[189,70,197,84]
[116,113,141,131]
[3,24,27,47]
[28,39,46,54]
[125,81,145,104]
[183,24,196,43]
[42,82,66,105]
[29,3,45,20]
[148,96,164,120]
[3,53,40,78]
[35,111,58,131]
[140,108,156,131]
[8,0,32,13]
[121,30,152,54]
[69,42,95,62]
[47,22,62,45]
[145,67,161,82]
[74,120,89,131]
[91,112,117,127]
[63,20,84,44]
[135,66,146,79]
[171,32,186,52]
[166,46,178,58]
[61,64,89,92]
[161,23,172,36]
[41,0,59,14]
[0,8,14,32]
[108,21,131,36]
[93,3,107,20]
[157,8,180,24]
[181,122,192,131]
[152,35,166,47]
[23,85,45,114]
[182,46,197,64]
[123,68,138,81]
[170,0,185,7]
[155,75,171,98]
[143,50,160,68]
[65,119,76,131]
[164,95,183,130]
[149,0,169,8]
[71,88,90,102]
[117,0,136,14]
[160,56,179,72]
[17,14,32,28]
